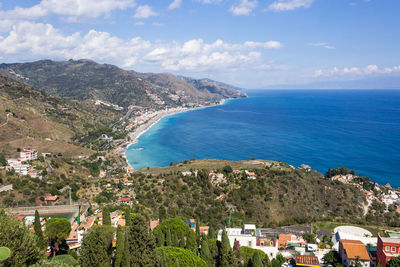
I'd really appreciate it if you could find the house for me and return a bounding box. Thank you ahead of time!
[186,219,196,231]
[278,234,292,249]
[245,170,257,180]
[0,185,13,193]
[84,218,95,230]
[120,197,132,205]
[20,148,38,161]
[299,164,311,172]
[295,255,319,267]
[150,220,160,230]
[218,224,279,258]
[66,224,80,244]
[377,235,400,267]
[339,240,371,267]
[44,195,59,205]
[199,226,210,235]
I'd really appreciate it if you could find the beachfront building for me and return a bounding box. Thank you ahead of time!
[377,235,400,267]
[339,240,371,267]
[217,224,279,258]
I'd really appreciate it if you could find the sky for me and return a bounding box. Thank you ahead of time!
[0,0,399,89]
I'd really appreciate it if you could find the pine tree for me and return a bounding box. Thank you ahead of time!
[186,228,197,253]
[114,225,124,267]
[33,210,45,249]
[126,215,158,266]
[102,208,111,226]
[252,251,263,267]
[220,229,232,267]
[200,237,213,267]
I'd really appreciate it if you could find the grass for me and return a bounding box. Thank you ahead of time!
[314,221,384,237]
[0,247,11,261]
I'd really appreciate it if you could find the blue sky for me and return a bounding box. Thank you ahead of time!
[0,0,399,88]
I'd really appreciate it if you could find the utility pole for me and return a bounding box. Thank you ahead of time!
[66,185,72,207]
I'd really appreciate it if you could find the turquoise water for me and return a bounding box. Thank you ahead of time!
[126,90,400,187]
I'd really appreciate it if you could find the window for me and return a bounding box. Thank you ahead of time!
[248,241,252,247]
[386,246,390,251]
[392,247,396,252]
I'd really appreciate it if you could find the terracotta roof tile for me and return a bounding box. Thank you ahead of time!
[340,240,370,261]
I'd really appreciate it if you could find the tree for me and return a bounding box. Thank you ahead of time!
[156,247,207,267]
[173,232,179,247]
[220,229,233,267]
[200,237,213,267]
[114,225,124,267]
[122,227,130,267]
[34,210,45,249]
[208,226,215,239]
[0,210,43,266]
[251,251,263,267]
[80,225,114,267]
[126,215,158,266]
[223,165,233,174]
[387,256,400,267]
[166,225,172,246]
[196,218,201,248]
[271,254,286,267]
[0,154,6,167]
[45,218,71,257]
[125,207,132,226]
[186,229,198,253]
[102,208,111,226]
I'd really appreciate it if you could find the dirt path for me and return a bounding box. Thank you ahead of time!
[0,113,10,128]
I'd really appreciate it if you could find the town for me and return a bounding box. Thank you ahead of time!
[1,148,400,266]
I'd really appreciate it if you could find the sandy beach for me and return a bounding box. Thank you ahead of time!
[115,100,229,157]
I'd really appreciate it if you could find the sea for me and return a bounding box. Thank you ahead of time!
[126,90,400,187]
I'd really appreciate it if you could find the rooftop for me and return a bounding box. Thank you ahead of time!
[340,239,370,261]
[296,255,319,267]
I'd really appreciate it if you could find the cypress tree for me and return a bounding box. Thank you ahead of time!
[195,218,201,247]
[200,237,213,267]
[186,229,197,253]
[122,228,130,267]
[252,251,263,267]
[126,215,158,266]
[80,226,114,267]
[166,225,172,246]
[125,207,132,226]
[102,208,111,226]
[220,229,231,267]
[33,210,45,249]
[208,226,215,239]
[160,248,167,267]
[173,232,179,247]
[114,225,124,267]
[178,232,185,248]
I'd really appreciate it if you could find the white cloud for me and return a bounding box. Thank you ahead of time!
[134,21,144,26]
[314,65,400,77]
[230,0,257,16]
[152,22,164,27]
[269,0,314,11]
[0,0,136,21]
[134,5,158,19]
[0,21,283,73]
[309,42,335,49]
[168,0,182,10]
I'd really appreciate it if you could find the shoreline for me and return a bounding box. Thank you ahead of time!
[117,99,232,166]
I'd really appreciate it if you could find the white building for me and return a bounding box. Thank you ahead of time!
[217,224,279,258]
[20,148,38,161]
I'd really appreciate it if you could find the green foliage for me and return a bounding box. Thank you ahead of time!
[157,247,207,267]
[114,225,124,267]
[124,207,132,226]
[302,233,316,244]
[102,208,111,226]
[0,247,11,262]
[34,210,46,249]
[200,237,213,267]
[0,210,43,266]
[52,255,79,266]
[223,165,233,174]
[80,225,114,267]
[126,215,158,266]
[325,167,350,178]
[186,229,198,253]
[0,154,6,167]
[387,256,400,267]
[220,230,233,267]
[45,218,71,257]
[154,218,189,247]
[238,246,266,267]
[251,251,263,267]
[271,254,286,267]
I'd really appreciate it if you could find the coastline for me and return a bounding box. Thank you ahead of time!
[117,99,232,165]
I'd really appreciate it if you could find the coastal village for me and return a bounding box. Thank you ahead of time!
[2,146,400,266]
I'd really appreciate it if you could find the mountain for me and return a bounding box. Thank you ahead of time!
[0,59,245,109]
[0,75,122,157]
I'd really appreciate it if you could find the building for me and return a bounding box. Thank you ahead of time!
[44,195,59,205]
[150,220,160,230]
[339,240,371,267]
[20,148,38,161]
[377,235,400,267]
[199,226,210,236]
[218,224,279,258]
[186,219,196,231]
[120,197,132,205]
[295,255,319,267]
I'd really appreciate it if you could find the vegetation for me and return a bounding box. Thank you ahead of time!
[156,247,207,267]
[45,218,71,257]
[325,167,353,178]
[80,225,114,267]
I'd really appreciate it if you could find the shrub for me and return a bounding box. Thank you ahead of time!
[156,247,207,267]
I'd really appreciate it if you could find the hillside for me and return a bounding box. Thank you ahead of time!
[0,59,245,109]
[0,75,123,156]
[83,159,371,228]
